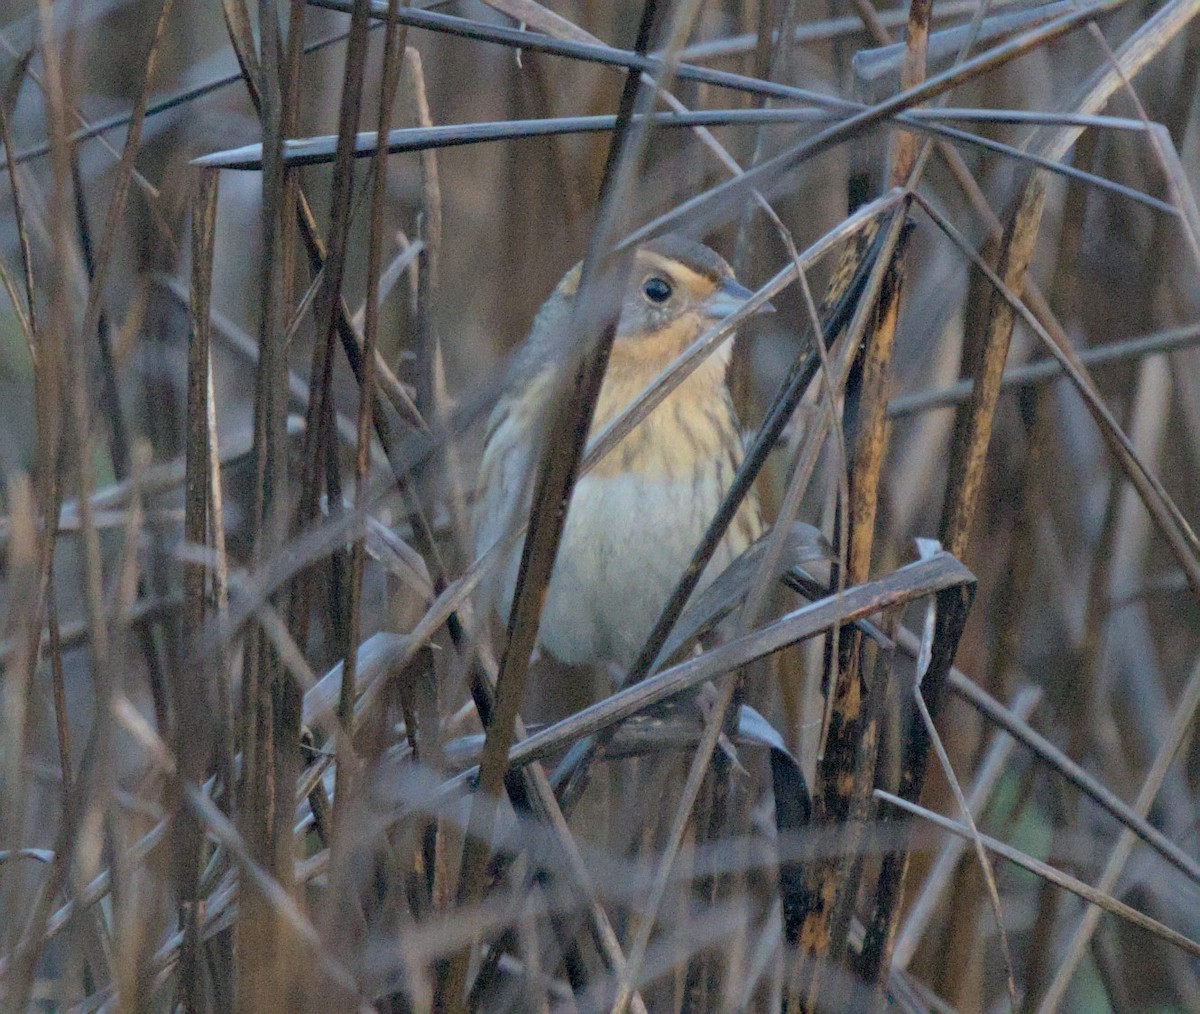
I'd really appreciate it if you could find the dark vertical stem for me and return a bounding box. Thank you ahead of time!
[178,165,221,1014]
[237,0,296,1002]
[69,147,175,737]
[441,3,664,1008]
[310,0,372,853]
[787,215,911,1011]
[47,586,71,790]
[861,178,1047,987]
[69,153,130,480]
[332,0,409,971]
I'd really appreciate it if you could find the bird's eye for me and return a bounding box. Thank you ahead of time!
[642,276,673,304]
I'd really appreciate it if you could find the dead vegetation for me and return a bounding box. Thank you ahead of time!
[1,0,1199,1010]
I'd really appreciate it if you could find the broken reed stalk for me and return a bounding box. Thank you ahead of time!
[853,172,1044,992]
[785,206,914,1010]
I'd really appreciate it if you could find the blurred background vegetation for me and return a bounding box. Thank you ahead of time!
[1,0,1199,1011]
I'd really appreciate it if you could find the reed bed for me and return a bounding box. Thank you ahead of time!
[1,0,1199,1010]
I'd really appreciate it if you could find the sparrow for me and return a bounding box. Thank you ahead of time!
[472,235,766,672]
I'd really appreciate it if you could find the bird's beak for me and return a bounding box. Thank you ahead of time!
[702,277,775,319]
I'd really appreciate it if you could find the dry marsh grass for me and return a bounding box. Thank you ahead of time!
[1,0,1199,1011]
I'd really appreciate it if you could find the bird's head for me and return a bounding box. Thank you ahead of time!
[615,236,764,359]
[611,236,768,372]
[538,236,768,372]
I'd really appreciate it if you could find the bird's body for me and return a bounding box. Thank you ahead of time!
[473,237,764,670]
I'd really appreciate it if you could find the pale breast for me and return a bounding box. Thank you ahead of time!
[538,464,761,668]
[473,346,762,671]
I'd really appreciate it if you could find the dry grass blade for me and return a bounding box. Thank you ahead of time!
[823,614,1200,889]
[1035,652,1200,1010]
[941,664,1200,889]
[938,175,1042,562]
[112,696,356,994]
[889,321,1200,417]
[622,0,1128,246]
[0,20,378,171]
[451,552,974,786]
[787,578,1200,888]
[907,553,1018,1010]
[853,1,1072,96]
[0,19,169,226]
[876,791,1200,962]
[74,0,175,350]
[894,686,1042,967]
[914,194,1200,593]
[190,114,1178,222]
[611,669,739,1012]
[316,0,389,915]
[0,90,36,342]
[309,0,854,112]
[221,0,302,1002]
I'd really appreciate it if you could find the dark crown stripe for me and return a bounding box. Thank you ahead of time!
[640,234,732,282]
